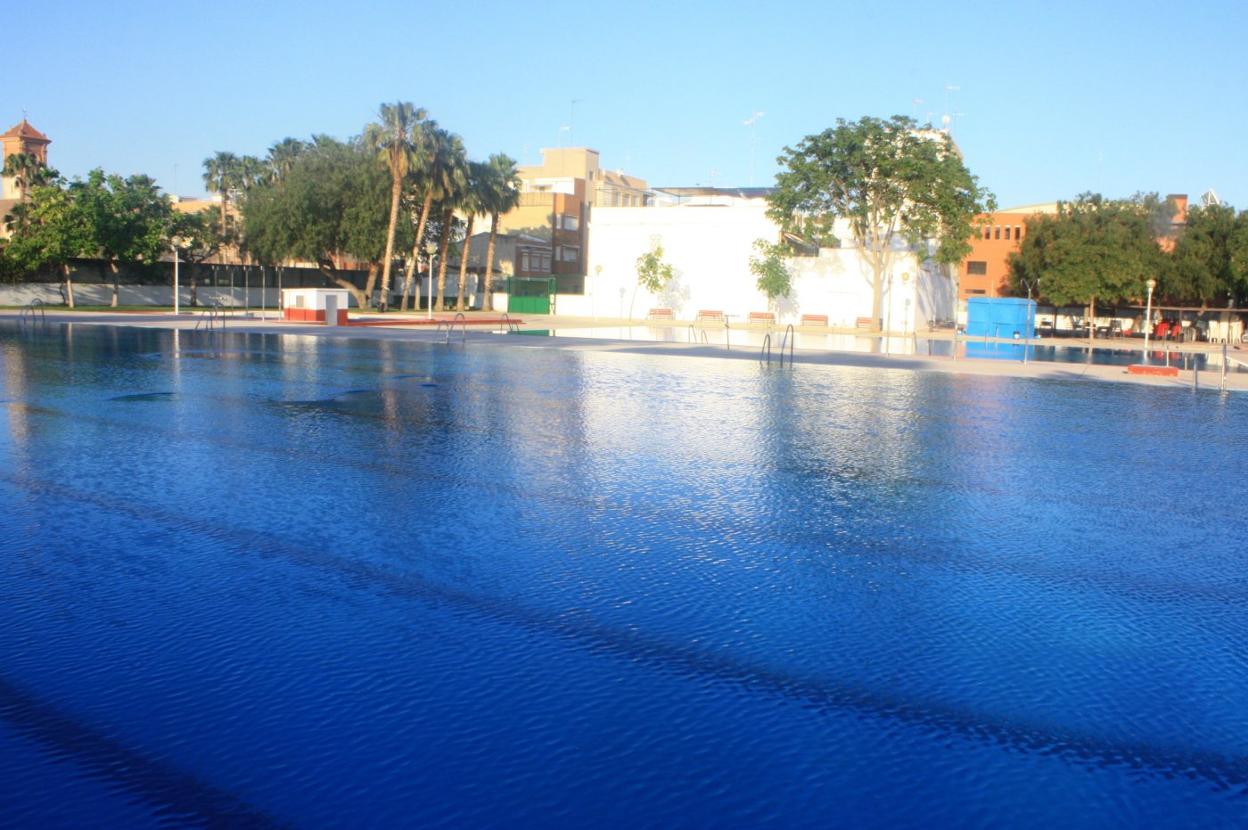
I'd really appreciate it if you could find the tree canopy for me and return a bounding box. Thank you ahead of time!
[749,239,792,303]
[1007,193,1168,314]
[768,115,994,328]
[1162,203,1248,307]
[243,136,399,306]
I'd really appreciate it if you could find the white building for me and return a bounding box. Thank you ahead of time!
[550,188,955,331]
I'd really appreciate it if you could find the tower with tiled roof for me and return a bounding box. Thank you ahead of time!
[2,118,52,200]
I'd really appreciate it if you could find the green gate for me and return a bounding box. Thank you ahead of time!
[506,277,556,314]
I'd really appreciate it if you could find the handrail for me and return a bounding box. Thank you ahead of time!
[778,323,795,366]
[724,319,731,351]
[195,301,227,331]
[760,333,772,364]
[18,298,47,330]
[499,312,520,334]
[442,312,467,345]
[687,325,708,345]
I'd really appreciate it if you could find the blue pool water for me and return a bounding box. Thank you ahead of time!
[1,321,1247,827]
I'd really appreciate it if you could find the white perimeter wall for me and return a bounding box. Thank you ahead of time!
[558,201,954,330]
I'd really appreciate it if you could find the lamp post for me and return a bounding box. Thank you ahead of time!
[1023,279,1033,365]
[426,252,437,320]
[1144,278,1157,357]
[172,242,180,316]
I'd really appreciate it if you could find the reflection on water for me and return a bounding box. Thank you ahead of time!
[0,322,1246,827]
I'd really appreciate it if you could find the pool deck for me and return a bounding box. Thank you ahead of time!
[5,309,1247,392]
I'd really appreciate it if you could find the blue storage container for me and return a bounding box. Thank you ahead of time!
[965,297,1036,338]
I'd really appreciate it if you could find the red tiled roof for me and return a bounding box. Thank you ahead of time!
[2,120,50,143]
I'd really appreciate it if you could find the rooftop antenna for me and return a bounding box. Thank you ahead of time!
[942,84,960,132]
[743,110,764,185]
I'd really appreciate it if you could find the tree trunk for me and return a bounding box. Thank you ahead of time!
[63,263,75,309]
[363,263,379,308]
[436,207,453,312]
[1089,295,1097,343]
[109,261,120,307]
[456,215,475,310]
[378,176,402,312]
[190,269,199,307]
[319,264,367,309]
[401,191,434,311]
[219,193,229,257]
[483,213,499,312]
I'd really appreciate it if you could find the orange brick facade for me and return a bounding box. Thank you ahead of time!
[959,212,1032,299]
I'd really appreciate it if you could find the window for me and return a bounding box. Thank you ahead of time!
[994,226,1001,240]
[1004,227,1011,240]
[983,226,991,240]
[561,215,579,231]
[558,245,580,263]
[967,288,987,295]
[966,261,988,275]
[1015,225,1022,239]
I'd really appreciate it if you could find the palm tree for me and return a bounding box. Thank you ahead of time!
[454,161,492,310]
[479,154,521,311]
[399,124,453,311]
[3,152,45,202]
[364,102,427,312]
[202,151,241,243]
[266,137,306,183]
[432,138,469,312]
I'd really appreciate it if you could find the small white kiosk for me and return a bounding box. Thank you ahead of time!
[282,288,350,326]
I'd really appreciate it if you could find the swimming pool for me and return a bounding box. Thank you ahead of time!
[2,322,1247,826]
[513,325,1244,372]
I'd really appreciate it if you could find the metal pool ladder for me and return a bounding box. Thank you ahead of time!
[687,325,708,344]
[497,312,520,334]
[760,324,795,366]
[18,299,47,331]
[195,301,228,331]
[436,312,467,344]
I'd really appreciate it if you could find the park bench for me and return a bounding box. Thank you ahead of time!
[855,316,874,329]
[748,311,776,325]
[647,307,674,321]
[696,309,725,323]
[800,314,828,327]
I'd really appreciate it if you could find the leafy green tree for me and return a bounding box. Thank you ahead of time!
[71,170,174,305]
[768,115,994,329]
[243,137,400,308]
[2,178,88,305]
[172,208,226,306]
[635,244,674,293]
[478,153,521,311]
[1164,203,1248,306]
[1008,193,1167,335]
[749,239,792,304]
[364,102,428,311]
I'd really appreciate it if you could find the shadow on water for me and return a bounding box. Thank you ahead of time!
[0,675,282,828]
[5,470,1248,797]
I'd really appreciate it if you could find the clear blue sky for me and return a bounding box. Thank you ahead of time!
[11,0,1246,209]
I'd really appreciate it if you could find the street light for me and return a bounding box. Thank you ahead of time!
[426,252,437,320]
[170,239,182,316]
[1144,278,1157,356]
